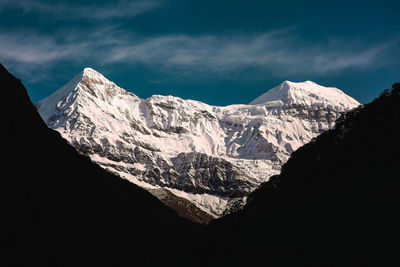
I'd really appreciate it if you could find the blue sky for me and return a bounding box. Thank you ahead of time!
[1,0,399,105]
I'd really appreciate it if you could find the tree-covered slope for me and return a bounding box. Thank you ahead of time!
[208,83,400,266]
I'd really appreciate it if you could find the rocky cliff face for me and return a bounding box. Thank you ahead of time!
[36,68,360,222]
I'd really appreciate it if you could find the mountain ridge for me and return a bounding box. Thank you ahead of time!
[0,63,208,266]
[3,62,399,266]
[249,80,359,109]
[207,82,400,266]
[36,68,360,222]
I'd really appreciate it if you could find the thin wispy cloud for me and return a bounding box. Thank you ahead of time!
[0,27,396,82]
[0,0,160,20]
[103,32,394,76]
[0,32,85,64]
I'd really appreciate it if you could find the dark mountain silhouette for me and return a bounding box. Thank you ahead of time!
[1,64,207,266]
[207,83,400,266]
[2,62,399,266]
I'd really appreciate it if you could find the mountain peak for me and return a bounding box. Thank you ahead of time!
[250,80,360,111]
[81,67,106,80]
[83,67,96,73]
[36,69,361,221]
[36,68,138,123]
[283,80,315,87]
[76,67,115,89]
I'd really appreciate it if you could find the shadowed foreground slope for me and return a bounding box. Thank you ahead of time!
[3,63,400,266]
[0,64,207,266]
[208,83,400,266]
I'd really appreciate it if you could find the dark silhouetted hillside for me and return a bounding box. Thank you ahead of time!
[0,64,207,266]
[3,62,400,267]
[208,83,400,266]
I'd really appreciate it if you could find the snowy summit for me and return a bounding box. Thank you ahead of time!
[250,80,360,109]
[36,68,360,223]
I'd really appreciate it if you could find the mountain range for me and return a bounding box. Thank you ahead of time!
[35,68,359,222]
[2,63,399,266]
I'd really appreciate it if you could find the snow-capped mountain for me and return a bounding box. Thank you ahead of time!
[36,68,360,222]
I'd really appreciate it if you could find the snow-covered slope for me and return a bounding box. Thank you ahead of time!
[250,80,360,109]
[36,68,360,222]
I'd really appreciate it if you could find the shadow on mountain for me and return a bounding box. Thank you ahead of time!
[1,64,207,266]
[3,63,400,266]
[208,83,400,266]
